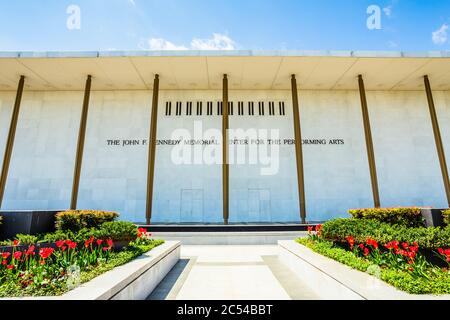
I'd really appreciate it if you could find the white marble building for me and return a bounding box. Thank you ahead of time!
[0,51,449,223]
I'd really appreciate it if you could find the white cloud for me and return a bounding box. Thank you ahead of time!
[142,38,188,50]
[190,33,236,50]
[128,0,136,6]
[432,24,449,45]
[383,6,392,17]
[138,33,237,50]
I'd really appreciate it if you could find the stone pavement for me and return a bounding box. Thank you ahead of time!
[148,245,318,300]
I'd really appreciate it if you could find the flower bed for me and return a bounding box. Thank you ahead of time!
[0,227,163,298]
[299,223,450,295]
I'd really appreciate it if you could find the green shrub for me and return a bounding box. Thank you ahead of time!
[43,228,97,243]
[55,210,119,231]
[321,218,450,250]
[43,222,138,243]
[348,207,424,227]
[93,221,138,242]
[442,210,450,226]
[14,234,38,245]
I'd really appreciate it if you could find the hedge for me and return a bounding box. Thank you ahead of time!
[44,221,138,243]
[443,210,450,226]
[321,218,450,250]
[55,210,119,231]
[348,207,424,227]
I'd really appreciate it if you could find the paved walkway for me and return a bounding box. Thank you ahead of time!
[148,245,318,300]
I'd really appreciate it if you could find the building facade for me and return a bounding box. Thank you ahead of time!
[0,51,449,224]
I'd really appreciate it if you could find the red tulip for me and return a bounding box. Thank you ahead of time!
[1,260,6,266]
[106,239,113,248]
[13,240,20,247]
[39,247,54,259]
[1,252,10,259]
[96,239,103,246]
[25,245,35,256]
[363,248,370,256]
[56,240,65,248]
[61,245,67,252]
[366,238,378,249]
[68,241,77,249]
[13,251,22,260]
[102,247,111,251]
[345,236,355,250]
[6,265,14,270]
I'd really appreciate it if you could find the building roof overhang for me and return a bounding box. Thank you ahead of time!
[0,50,449,91]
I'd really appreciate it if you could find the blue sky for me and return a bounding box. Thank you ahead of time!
[0,0,449,51]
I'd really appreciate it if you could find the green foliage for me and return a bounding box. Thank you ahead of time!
[79,240,164,285]
[297,238,372,272]
[43,228,97,243]
[0,234,39,246]
[348,207,424,227]
[14,234,38,245]
[55,210,118,231]
[93,221,138,242]
[43,221,138,243]
[321,218,450,250]
[442,210,450,226]
[296,238,450,295]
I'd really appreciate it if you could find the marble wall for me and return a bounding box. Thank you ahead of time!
[367,91,447,208]
[0,92,15,172]
[0,89,449,223]
[76,91,151,222]
[300,91,373,221]
[2,91,82,210]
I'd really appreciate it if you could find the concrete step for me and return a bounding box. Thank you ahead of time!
[151,231,306,245]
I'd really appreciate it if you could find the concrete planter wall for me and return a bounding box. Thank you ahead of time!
[0,211,59,240]
[2,241,180,300]
[278,240,450,300]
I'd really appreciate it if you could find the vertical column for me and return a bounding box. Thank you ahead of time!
[0,75,25,208]
[146,74,160,224]
[70,75,92,210]
[358,75,380,208]
[424,75,450,206]
[222,74,229,225]
[291,75,306,224]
